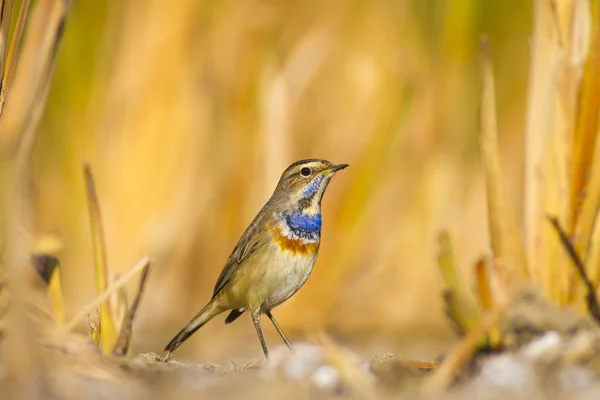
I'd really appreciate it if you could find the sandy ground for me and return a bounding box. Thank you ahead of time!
[3,288,600,399]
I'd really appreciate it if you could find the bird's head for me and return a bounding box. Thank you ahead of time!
[272,159,348,213]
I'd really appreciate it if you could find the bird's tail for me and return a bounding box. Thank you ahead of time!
[164,300,222,354]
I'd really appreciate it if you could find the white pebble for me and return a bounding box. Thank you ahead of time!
[312,365,340,390]
[479,355,534,391]
[270,343,324,381]
[520,331,562,362]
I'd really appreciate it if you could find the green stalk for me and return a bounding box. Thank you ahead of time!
[83,162,117,354]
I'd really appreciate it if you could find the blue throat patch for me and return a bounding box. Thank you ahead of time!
[303,175,323,197]
[284,212,322,233]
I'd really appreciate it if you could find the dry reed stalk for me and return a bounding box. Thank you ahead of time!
[112,260,151,357]
[0,0,65,150]
[1,0,32,97]
[523,0,560,294]
[586,210,600,289]
[541,1,595,307]
[475,257,492,311]
[569,3,600,306]
[0,0,67,395]
[522,0,587,305]
[479,38,527,288]
[541,69,570,307]
[0,0,13,94]
[571,129,600,298]
[568,3,600,234]
[47,264,66,323]
[437,231,478,334]
[474,256,502,346]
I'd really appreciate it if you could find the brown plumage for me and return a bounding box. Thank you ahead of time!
[164,159,348,359]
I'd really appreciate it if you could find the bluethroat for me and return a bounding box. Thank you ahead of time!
[164,159,348,359]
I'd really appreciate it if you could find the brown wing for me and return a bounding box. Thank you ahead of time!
[211,207,272,298]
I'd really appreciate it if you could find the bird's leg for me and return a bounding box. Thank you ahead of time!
[251,309,269,359]
[266,311,293,350]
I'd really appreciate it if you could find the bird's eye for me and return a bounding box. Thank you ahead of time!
[300,167,311,177]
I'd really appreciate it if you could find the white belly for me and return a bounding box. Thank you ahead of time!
[262,245,317,310]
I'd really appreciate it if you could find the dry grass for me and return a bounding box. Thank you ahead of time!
[28,0,533,361]
[6,0,600,398]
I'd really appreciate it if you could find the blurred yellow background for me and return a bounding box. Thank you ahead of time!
[31,0,532,361]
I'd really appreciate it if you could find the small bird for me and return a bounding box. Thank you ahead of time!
[164,159,348,359]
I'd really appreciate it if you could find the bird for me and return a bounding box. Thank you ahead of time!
[164,159,348,359]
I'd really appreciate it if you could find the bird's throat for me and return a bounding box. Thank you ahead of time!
[278,210,321,242]
[285,211,322,232]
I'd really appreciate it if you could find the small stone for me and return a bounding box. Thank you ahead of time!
[266,342,324,381]
[312,365,340,391]
[370,354,424,391]
[520,331,562,363]
[479,355,535,391]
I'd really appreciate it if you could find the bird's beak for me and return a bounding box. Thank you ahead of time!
[331,163,349,172]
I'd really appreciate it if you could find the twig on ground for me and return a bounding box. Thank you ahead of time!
[112,261,152,357]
